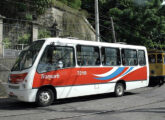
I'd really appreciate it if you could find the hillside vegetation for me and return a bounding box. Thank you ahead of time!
[0,0,165,49]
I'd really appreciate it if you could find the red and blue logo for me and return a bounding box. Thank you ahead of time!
[94,67,135,81]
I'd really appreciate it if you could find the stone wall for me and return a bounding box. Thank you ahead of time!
[0,15,4,58]
[0,58,15,97]
[0,58,16,82]
[37,7,96,41]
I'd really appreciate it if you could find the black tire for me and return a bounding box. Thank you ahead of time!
[114,83,124,97]
[159,77,164,86]
[36,88,54,107]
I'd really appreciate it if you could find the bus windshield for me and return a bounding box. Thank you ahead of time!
[11,40,45,71]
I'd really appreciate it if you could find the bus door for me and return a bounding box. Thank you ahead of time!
[35,44,76,98]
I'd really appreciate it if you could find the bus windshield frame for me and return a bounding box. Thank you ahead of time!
[11,40,45,71]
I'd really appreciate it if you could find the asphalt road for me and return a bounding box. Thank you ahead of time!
[0,84,165,120]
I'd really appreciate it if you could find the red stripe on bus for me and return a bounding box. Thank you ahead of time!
[32,66,147,88]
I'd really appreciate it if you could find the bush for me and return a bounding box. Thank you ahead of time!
[68,0,82,9]
[58,0,82,9]
[60,0,68,4]
[38,29,51,39]
[25,13,33,20]
[18,34,31,44]
[3,38,11,49]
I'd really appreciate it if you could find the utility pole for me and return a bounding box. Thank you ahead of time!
[95,0,100,42]
[110,17,116,43]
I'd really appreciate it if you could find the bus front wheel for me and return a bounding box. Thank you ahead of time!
[114,83,124,97]
[36,88,54,107]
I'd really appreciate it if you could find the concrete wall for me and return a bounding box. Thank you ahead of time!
[0,58,16,82]
[0,58,15,97]
[32,23,38,41]
[37,8,96,41]
[0,17,3,58]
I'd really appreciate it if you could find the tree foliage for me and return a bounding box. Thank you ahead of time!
[108,0,165,49]
[60,0,82,9]
[80,0,165,49]
[38,29,51,39]
[0,0,55,19]
[86,0,165,49]
[0,0,82,19]
[1,0,165,49]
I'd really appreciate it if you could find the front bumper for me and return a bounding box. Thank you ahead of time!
[7,84,38,102]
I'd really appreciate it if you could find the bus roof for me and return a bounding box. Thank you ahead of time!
[37,37,147,50]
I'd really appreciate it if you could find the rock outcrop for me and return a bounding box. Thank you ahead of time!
[37,7,96,41]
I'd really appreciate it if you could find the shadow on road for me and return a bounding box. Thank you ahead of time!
[148,79,165,87]
[0,97,36,110]
[0,92,137,110]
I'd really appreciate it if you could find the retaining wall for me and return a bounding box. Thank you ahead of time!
[0,58,16,97]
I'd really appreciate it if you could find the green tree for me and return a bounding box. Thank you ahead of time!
[82,0,165,49]
[0,0,55,19]
[100,0,165,49]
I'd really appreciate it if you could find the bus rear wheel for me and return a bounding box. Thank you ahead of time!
[114,83,124,97]
[36,88,54,107]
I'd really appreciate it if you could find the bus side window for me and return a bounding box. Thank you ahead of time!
[122,49,138,66]
[101,47,121,66]
[157,54,163,63]
[138,50,146,66]
[37,45,75,73]
[76,45,100,66]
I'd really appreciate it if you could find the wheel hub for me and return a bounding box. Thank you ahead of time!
[117,86,123,95]
[39,92,50,103]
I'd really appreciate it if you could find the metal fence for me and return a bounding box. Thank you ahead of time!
[1,21,59,58]
[1,16,96,58]
[1,21,31,58]
[3,22,32,48]
[1,43,28,58]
